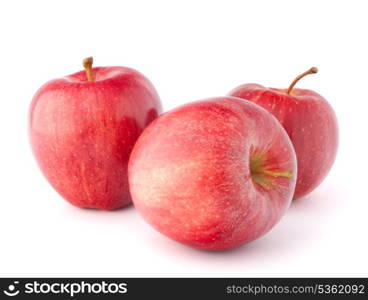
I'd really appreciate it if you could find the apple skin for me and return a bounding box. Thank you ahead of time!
[228,84,338,199]
[29,66,162,210]
[128,97,297,250]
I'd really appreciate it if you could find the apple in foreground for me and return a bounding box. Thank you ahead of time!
[29,57,162,210]
[229,68,338,199]
[128,97,297,250]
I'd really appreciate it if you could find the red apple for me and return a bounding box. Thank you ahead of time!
[228,68,338,199]
[29,57,162,210]
[128,97,297,250]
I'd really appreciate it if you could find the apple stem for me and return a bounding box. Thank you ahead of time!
[83,57,94,82]
[286,67,318,94]
[263,170,292,178]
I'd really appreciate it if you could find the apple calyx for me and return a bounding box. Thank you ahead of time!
[250,153,292,189]
[83,56,94,82]
[286,67,318,95]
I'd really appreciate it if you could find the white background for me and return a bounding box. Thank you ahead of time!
[0,0,367,277]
